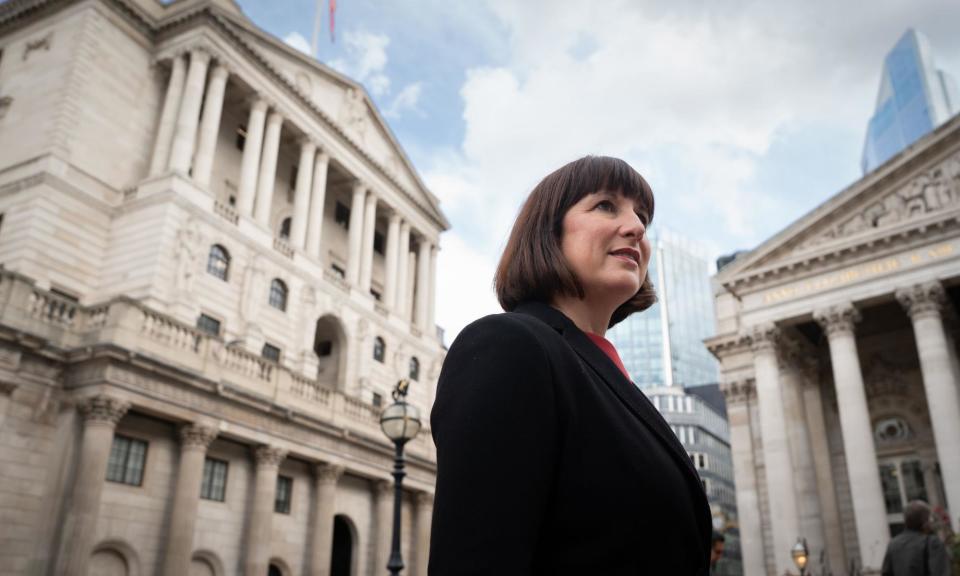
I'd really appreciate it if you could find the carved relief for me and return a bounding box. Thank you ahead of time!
[253,444,288,466]
[896,281,946,319]
[745,323,779,353]
[77,394,130,425]
[180,423,218,449]
[340,88,368,144]
[796,150,960,251]
[174,220,203,297]
[813,303,861,337]
[720,378,755,404]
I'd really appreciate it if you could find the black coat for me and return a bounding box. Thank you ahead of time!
[428,301,712,575]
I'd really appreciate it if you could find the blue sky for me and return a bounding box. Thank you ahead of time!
[235,0,960,343]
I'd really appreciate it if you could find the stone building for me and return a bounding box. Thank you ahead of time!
[0,0,448,575]
[707,113,960,575]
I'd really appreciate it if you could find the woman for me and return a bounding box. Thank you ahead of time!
[428,156,712,575]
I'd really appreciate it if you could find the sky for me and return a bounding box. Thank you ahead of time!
[235,0,960,345]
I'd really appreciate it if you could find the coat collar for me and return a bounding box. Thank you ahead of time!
[513,301,703,481]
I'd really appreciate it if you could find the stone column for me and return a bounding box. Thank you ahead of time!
[414,492,433,576]
[192,63,229,188]
[428,244,438,334]
[384,213,401,310]
[897,282,960,530]
[168,49,211,175]
[58,395,130,576]
[406,251,417,321]
[359,191,379,293]
[373,479,393,575]
[244,445,287,576]
[396,222,411,319]
[748,324,801,575]
[415,240,431,331]
[162,424,218,576]
[237,98,268,217]
[305,151,330,259]
[149,54,186,176]
[801,375,847,572]
[254,111,284,228]
[290,138,317,250]
[346,183,367,286]
[720,379,765,576]
[779,339,825,559]
[814,304,889,570]
[309,463,344,576]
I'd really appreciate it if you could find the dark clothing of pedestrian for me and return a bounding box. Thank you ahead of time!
[428,302,713,575]
[881,529,952,576]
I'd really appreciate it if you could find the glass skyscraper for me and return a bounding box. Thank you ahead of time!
[862,28,959,174]
[608,227,719,389]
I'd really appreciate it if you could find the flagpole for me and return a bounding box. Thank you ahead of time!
[311,0,322,58]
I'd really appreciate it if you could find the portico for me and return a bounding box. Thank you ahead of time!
[709,115,960,575]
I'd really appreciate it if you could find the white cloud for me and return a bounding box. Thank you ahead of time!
[435,233,501,346]
[427,0,960,343]
[330,30,392,96]
[283,31,312,56]
[385,82,423,118]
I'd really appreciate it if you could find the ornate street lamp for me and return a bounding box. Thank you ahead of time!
[791,537,809,576]
[379,379,422,575]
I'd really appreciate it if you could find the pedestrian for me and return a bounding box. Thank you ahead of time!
[711,531,726,575]
[881,500,952,576]
[428,156,712,575]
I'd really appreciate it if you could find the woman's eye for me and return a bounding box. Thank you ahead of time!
[595,200,616,212]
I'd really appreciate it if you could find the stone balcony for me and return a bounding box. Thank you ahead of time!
[0,269,436,461]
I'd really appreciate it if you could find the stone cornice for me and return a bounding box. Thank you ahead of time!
[704,333,750,360]
[720,378,755,404]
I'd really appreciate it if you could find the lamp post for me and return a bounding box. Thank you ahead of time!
[379,380,421,575]
[791,537,809,576]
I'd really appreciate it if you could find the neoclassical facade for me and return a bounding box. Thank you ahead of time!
[708,114,960,575]
[0,0,448,575]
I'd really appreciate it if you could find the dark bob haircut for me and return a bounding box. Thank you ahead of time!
[494,155,656,328]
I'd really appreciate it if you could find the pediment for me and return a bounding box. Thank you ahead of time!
[214,13,446,228]
[720,117,960,280]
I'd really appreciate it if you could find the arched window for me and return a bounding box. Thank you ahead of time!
[207,245,230,281]
[409,356,420,382]
[268,279,288,311]
[279,217,292,240]
[373,336,385,363]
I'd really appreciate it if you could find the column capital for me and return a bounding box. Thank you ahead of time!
[179,423,218,450]
[415,491,434,507]
[297,135,318,150]
[745,323,779,353]
[896,281,946,320]
[209,61,230,79]
[187,47,212,65]
[315,149,330,164]
[353,181,367,194]
[245,95,270,113]
[253,444,287,467]
[77,394,130,426]
[388,211,402,224]
[720,378,755,404]
[814,303,861,337]
[265,110,284,126]
[373,478,393,496]
[315,462,345,484]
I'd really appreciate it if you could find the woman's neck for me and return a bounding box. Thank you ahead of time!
[550,295,615,336]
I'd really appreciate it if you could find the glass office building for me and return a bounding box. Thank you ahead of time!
[608,228,718,389]
[862,28,959,174]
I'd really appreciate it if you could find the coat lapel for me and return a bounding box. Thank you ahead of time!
[514,301,702,481]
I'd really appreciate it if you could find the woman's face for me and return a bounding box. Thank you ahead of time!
[559,190,652,306]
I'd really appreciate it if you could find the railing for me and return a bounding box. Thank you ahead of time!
[214,200,239,225]
[272,237,294,259]
[0,271,435,461]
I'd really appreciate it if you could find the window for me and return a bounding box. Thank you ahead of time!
[335,202,350,229]
[331,264,346,279]
[262,343,281,363]
[106,435,147,486]
[315,340,333,357]
[409,356,420,381]
[268,279,288,311]
[373,337,385,363]
[275,475,293,514]
[235,124,247,150]
[201,458,229,501]
[196,314,221,336]
[372,392,383,408]
[207,245,230,281]
[374,231,385,255]
[289,165,299,197]
[279,217,292,241]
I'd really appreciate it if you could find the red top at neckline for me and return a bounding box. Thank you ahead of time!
[585,332,631,382]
